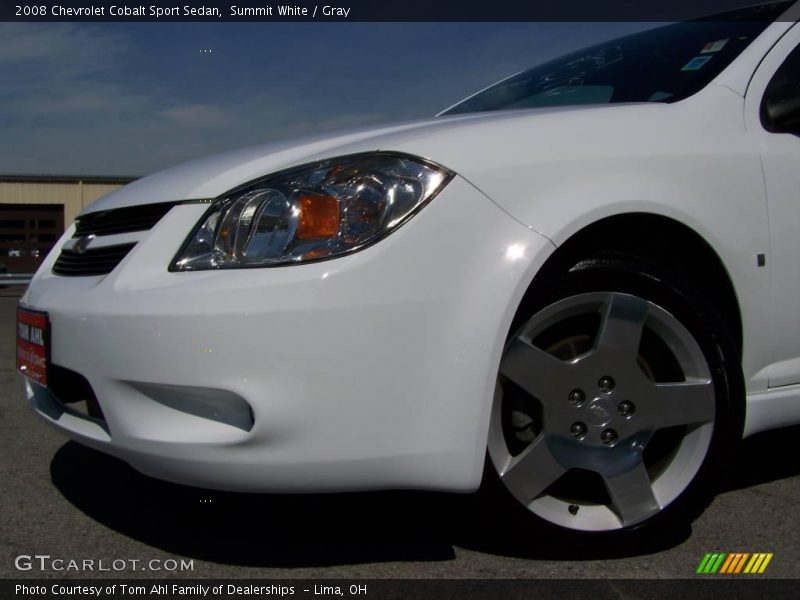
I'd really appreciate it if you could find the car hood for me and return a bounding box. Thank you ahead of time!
[81,103,660,215]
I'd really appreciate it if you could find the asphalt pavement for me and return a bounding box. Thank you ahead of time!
[1,291,798,580]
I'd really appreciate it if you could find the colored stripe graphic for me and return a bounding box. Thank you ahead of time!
[734,553,750,573]
[720,553,749,573]
[719,554,735,573]
[719,553,736,573]
[698,553,727,573]
[698,552,773,574]
[744,554,760,573]
[759,554,774,573]
[710,553,726,573]
[744,553,774,574]
[697,554,712,574]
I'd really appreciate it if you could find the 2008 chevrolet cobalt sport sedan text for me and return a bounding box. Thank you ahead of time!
[17,2,800,541]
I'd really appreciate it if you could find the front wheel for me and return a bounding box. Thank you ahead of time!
[487,256,743,537]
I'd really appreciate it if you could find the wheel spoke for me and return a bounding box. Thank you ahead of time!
[499,337,572,398]
[499,435,566,504]
[603,460,660,527]
[594,294,649,362]
[649,379,715,429]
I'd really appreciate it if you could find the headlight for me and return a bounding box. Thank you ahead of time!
[171,152,453,270]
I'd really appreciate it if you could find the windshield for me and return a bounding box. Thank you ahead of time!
[442,3,790,115]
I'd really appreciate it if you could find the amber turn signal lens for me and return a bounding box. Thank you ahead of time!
[297,193,340,240]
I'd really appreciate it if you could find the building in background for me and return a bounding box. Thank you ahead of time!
[0,175,136,273]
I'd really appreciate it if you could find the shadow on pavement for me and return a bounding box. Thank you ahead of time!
[50,426,800,567]
[722,424,800,493]
[51,442,459,568]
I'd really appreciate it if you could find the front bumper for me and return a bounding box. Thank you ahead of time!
[21,176,554,493]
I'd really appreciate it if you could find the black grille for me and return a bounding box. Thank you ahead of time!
[52,243,136,277]
[74,202,177,237]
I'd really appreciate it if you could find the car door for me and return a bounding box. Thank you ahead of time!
[746,24,800,387]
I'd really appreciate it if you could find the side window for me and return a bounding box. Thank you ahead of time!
[761,44,800,134]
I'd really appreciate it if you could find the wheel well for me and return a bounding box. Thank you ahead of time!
[525,213,743,355]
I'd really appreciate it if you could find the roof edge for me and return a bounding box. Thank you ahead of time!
[0,174,138,185]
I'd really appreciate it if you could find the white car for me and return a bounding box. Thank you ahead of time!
[17,2,800,541]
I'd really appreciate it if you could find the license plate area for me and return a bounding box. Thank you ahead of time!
[17,307,50,387]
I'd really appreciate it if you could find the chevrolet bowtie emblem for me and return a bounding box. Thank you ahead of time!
[72,234,95,255]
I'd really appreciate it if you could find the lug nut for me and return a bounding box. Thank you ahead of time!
[598,376,615,392]
[618,400,635,417]
[570,422,587,439]
[601,428,618,446]
[569,389,585,405]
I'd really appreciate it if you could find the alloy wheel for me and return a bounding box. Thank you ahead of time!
[489,291,716,531]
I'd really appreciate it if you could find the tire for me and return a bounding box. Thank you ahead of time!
[485,252,743,543]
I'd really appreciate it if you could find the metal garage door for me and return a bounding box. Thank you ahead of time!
[0,204,64,274]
